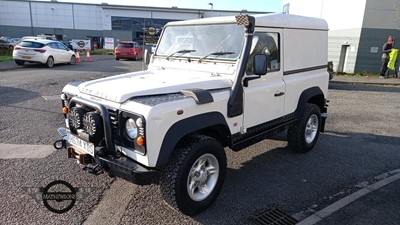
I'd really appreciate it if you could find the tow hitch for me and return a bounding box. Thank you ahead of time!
[83,164,104,175]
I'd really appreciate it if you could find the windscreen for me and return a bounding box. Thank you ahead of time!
[156,23,245,61]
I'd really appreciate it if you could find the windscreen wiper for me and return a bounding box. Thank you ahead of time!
[199,51,235,62]
[166,49,196,60]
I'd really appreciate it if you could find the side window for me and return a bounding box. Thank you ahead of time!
[246,32,280,74]
[56,42,68,50]
[48,42,59,49]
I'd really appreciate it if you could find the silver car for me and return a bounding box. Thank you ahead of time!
[0,38,18,50]
[13,39,76,68]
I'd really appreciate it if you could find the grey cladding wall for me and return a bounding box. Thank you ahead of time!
[355,28,400,74]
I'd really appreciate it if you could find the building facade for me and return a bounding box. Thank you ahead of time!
[0,0,265,48]
[283,0,400,74]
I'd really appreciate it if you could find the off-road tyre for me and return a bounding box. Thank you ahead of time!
[287,103,321,153]
[160,135,227,215]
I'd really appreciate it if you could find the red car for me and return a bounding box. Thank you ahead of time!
[114,41,144,61]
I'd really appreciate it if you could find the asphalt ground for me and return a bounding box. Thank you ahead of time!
[1,56,400,224]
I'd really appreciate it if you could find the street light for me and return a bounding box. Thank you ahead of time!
[208,3,213,12]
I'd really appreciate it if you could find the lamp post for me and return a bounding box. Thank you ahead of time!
[208,3,213,13]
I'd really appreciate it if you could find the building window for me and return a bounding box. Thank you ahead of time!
[111,16,177,43]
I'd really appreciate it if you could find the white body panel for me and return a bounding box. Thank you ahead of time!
[282,28,329,115]
[283,28,328,72]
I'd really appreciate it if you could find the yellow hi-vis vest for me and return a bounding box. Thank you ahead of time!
[388,48,398,70]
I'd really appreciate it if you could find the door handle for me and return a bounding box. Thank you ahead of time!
[274,92,285,97]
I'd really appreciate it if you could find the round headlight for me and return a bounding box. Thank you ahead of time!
[136,118,143,128]
[125,118,138,139]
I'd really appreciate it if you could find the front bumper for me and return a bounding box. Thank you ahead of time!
[95,153,159,185]
[56,128,158,185]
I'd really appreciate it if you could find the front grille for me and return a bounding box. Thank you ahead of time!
[108,109,121,145]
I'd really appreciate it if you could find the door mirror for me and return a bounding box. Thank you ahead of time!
[144,49,151,66]
[253,54,268,75]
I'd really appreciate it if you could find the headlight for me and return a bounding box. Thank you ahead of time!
[125,118,138,139]
[136,118,143,128]
[122,112,146,155]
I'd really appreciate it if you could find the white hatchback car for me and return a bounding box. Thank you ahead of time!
[13,39,76,68]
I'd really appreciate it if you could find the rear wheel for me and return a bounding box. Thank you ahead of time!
[287,103,321,152]
[160,135,227,215]
[46,57,54,68]
[15,60,25,66]
[115,58,120,61]
[68,55,76,65]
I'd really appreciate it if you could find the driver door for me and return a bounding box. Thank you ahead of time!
[242,29,285,130]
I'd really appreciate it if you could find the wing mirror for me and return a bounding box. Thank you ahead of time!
[253,54,268,75]
[244,54,268,87]
[144,49,151,66]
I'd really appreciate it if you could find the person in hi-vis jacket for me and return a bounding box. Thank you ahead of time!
[379,36,393,78]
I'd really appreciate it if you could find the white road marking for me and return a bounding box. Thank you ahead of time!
[296,170,400,225]
[0,144,55,159]
[83,178,137,225]
[41,95,60,101]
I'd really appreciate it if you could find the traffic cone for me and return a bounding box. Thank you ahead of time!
[86,49,91,62]
[75,50,80,63]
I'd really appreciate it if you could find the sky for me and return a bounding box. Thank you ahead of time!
[40,0,282,12]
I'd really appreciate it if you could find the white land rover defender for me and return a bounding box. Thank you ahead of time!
[55,13,329,215]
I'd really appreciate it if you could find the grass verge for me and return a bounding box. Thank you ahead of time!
[0,49,13,62]
[335,72,380,77]
[0,56,13,62]
[78,49,114,55]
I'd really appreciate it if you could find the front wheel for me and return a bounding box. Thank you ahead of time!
[287,103,321,153]
[160,135,227,215]
[68,55,76,65]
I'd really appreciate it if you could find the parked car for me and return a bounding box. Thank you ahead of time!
[13,39,76,68]
[11,38,21,43]
[0,38,18,50]
[114,41,144,60]
[0,36,12,41]
[20,36,48,42]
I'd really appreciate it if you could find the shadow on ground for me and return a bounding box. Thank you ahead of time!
[329,82,400,93]
[0,86,41,105]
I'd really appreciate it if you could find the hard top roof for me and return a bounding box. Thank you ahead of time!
[166,13,328,31]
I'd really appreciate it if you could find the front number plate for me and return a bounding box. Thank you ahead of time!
[66,132,95,156]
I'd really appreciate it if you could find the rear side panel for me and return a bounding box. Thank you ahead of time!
[282,28,329,115]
